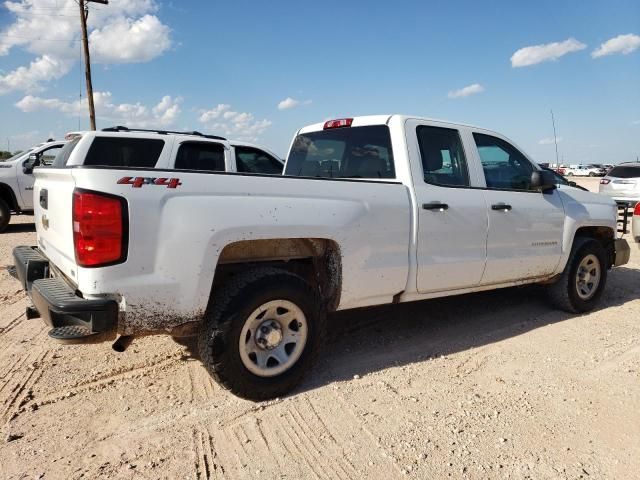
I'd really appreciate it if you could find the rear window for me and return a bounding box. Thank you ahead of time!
[608,166,640,179]
[84,137,165,168]
[285,125,395,179]
[51,139,79,167]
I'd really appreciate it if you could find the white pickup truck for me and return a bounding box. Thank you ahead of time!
[14,115,630,400]
[0,140,67,232]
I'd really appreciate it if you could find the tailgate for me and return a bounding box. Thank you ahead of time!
[33,168,78,284]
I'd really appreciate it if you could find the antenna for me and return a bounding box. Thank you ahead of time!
[551,109,560,167]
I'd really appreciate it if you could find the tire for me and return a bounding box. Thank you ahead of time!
[0,198,11,233]
[198,267,325,401]
[589,172,596,177]
[546,237,608,313]
[567,172,573,176]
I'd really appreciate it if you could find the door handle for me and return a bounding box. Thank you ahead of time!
[422,201,449,211]
[491,203,512,211]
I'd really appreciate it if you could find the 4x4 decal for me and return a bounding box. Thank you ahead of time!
[117,176,182,189]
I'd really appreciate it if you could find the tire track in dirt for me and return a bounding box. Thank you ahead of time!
[193,426,223,479]
[1,348,49,421]
[0,312,25,336]
[208,396,390,479]
[188,362,217,402]
[30,353,185,408]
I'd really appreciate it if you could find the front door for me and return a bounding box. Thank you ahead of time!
[471,132,565,284]
[407,121,489,293]
[17,144,64,210]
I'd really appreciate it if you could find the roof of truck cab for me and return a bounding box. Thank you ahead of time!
[297,114,494,135]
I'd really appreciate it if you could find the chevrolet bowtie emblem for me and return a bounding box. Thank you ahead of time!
[41,214,49,230]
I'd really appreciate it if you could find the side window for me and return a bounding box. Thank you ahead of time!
[235,147,283,174]
[85,137,165,168]
[175,142,225,171]
[417,126,469,187]
[473,133,534,190]
[39,145,63,166]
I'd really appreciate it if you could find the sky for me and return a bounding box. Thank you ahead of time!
[0,0,639,164]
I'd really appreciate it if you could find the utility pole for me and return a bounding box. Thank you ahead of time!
[78,0,108,131]
[550,109,560,168]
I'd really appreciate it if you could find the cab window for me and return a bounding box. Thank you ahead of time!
[417,126,469,187]
[473,133,534,190]
[235,146,283,174]
[174,142,225,171]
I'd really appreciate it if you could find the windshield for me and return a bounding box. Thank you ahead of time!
[3,149,32,162]
[285,125,395,179]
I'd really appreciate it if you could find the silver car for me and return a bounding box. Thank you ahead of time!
[599,163,640,204]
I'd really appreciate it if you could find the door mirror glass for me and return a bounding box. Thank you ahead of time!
[531,170,557,192]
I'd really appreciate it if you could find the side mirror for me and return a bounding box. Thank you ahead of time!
[531,170,557,193]
[22,154,40,174]
[569,181,578,187]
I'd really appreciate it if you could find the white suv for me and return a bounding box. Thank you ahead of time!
[599,163,640,205]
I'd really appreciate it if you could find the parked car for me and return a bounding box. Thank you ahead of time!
[14,115,629,400]
[599,163,640,205]
[565,164,605,177]
[0,139,67,232]
[541,167,588,191]
[54,126,284,174]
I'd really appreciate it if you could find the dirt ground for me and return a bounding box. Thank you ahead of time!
[1,177,639,479]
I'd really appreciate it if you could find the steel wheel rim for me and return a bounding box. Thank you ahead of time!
[239,300,308,377]
[575,254,601,300]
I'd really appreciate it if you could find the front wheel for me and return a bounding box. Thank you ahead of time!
[198,267,325,401]
[589,172,596,177]
[0,198,11,233]
[546,238,608,313]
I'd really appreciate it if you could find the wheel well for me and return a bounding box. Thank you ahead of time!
[574,226,615,266]
[0,183,19,211]
[212,238,342,312]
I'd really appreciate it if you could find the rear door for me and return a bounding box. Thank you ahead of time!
[406,120,489,293]
[470,132,564,284]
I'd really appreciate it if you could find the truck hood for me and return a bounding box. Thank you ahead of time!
[557,188,617,231]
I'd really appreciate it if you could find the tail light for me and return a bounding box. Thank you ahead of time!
[323,118,353,129]
[600,178,610,185]
[73,189,128,267]
[634,203,640,216]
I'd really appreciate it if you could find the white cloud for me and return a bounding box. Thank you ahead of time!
[199,104,271,141]
[0,55,73,94]
[278,97,299,110]
[538,137,563,145]
[447,83,484,99]
[277,97,312,110]
[511,38,586,67]
[592,34,640,58]
[15,92,182,128]
[90,15,171,63]
[0,0,171,93]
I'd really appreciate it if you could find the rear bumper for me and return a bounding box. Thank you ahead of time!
[13,246,118,342]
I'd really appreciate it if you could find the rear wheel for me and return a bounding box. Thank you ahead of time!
[0,198,11,233]
[546,238,608,313]
[198,267,325,400]
[589,172,596,177]
[567,172,573,176]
